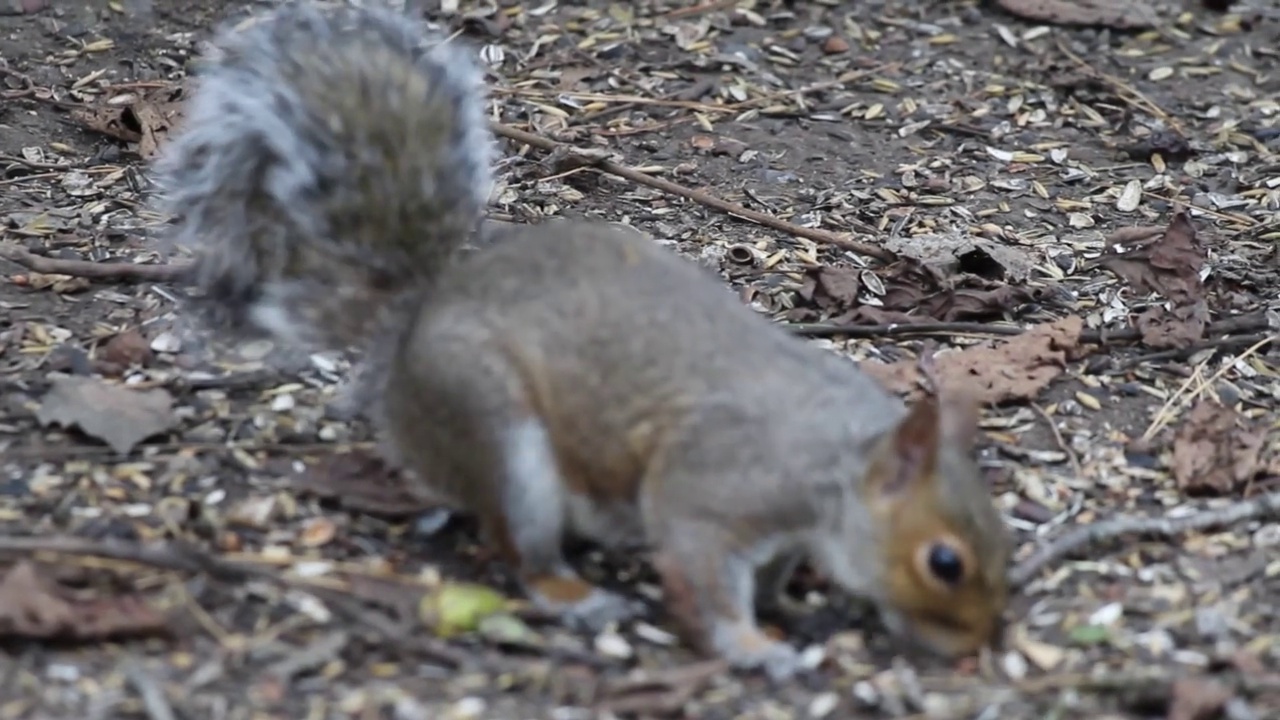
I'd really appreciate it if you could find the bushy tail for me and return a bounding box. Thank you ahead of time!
[151,0,496,353]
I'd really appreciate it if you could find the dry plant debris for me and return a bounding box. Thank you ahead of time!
[994,0,1160,29]
[1100,212,1210,349]
[1170,398,1266,496]
[34,374,179,454]
[1,0,1279,717]
[0,560,171,641]
[864,316,1085,404]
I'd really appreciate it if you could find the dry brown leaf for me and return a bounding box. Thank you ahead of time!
[100,328,154,368]
[69,83,186,158]
[1171,399,1265,496]
[0,561,170,641]
[287,449,443,518]
[805,266,862,307]
[35,375,178,455]
[1166,676,1233,720]
[1101,212,1209,350]
[883,232,1036,283]
[804,258,1044,325]
[995,0,1159,28]
[863,316,1085,405]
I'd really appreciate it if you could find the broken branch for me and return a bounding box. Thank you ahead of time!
[0,244,190,283]
[490,122,895,263]
[1009,490,1280,588]
[0,535,469,668]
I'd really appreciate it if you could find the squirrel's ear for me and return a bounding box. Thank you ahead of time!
[866,394,942,497]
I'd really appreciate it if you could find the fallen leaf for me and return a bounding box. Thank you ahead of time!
[419,582,511,638]
[71,83,187,157]
[1171,399,1265,495]
[1067,623,1111,646]
[994,0,1159,29]
[1166,677,1233,720]
[1101,211,1209,349]
[0,561,170,641]
[287,449,444,518]
[100,328,154,368]
[883,231,1036,283]
[35,375,178,455]
[863,316,1086,405]
[805,266,862,307]
[801,256,1050,325]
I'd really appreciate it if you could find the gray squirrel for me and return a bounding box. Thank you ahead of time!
[152,0,1012,680]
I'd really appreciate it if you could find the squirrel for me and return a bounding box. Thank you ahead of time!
[152,0,1013,680]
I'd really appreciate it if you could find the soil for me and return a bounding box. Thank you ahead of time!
[1,0,1279,718]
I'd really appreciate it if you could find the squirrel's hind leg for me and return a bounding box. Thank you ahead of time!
[645,517,804,681]
[384,325,639,634]
[487,416,641,632]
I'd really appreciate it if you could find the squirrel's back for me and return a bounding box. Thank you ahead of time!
[153,1,495,352]
[400,220,902,439]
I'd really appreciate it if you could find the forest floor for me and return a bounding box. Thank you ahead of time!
[1,0,1279,718]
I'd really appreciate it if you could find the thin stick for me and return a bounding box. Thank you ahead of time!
[1141,334,1276,441]
[0,244,190,283]
[791,311,1272,344]
[0,535,468,667]
[1008,490,1280,588]
[1030,403,1082,481]
[490,122,895,262]
[1055,37,1186,138]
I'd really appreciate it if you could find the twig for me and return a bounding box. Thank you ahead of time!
[121,657,178,720]
[0,244,190,283]
[490,122,895,262]
[904,668,1280,720]
[0,154,82,171]
[1141,334,1276,441]
[791,320,1027,339]
[1008,490,1280,588]
[1030,403,1082,481]
[0,535,468,668]
[1055,37,1186,137]
[1107,333,1266,373]
[791,311,1272,344]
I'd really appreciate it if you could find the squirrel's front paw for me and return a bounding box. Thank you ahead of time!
[713,623,804,682]
[526,575,641,634]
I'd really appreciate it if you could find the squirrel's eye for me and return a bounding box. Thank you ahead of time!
[926,543,965,586]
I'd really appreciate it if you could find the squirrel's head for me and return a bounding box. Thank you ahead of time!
[848,391,1011,659]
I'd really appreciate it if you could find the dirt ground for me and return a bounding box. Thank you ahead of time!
[1,0,1279,718]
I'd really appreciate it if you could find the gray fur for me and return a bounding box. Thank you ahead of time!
[151,0,495,355]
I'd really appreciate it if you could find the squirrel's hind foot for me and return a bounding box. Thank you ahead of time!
[522,569,643,634]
